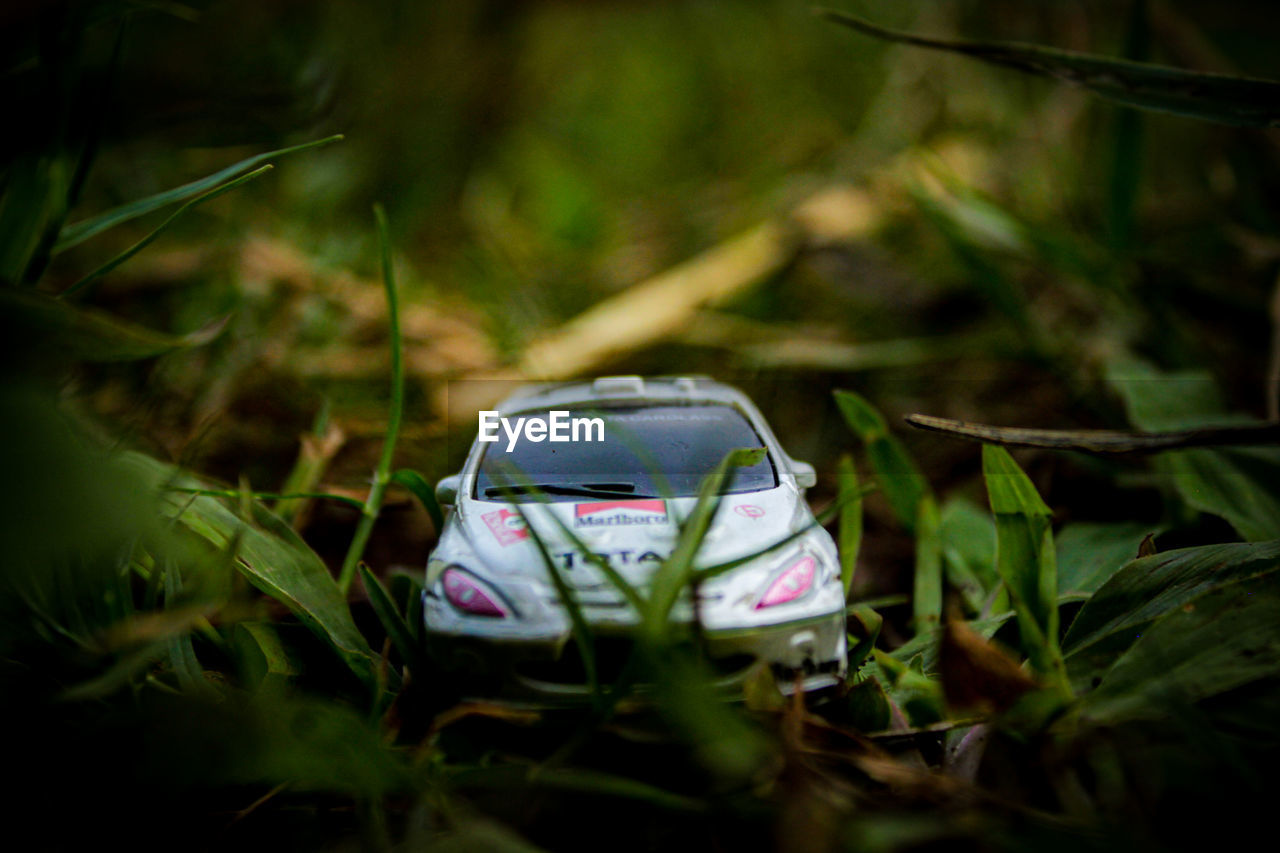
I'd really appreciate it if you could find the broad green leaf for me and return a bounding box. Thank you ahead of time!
[124,453,381,692]
[940,497,1001,614]
[836,453,862,598]
[834,390,927,531]
[1056,521,1161,599]
[820,9,1280,127]
[234,622,300,689]
[982,445,1067,691]
[1108,357,1280,541]
[54,134,343,252]
[1081,576,1280,724]
[913,495,942,634]
[0,286,227,362]
[1064,539,1280,657]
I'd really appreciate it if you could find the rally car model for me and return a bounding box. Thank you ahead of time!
[424,376,847,704]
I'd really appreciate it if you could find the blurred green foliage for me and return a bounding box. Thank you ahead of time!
[4,0,1280,850]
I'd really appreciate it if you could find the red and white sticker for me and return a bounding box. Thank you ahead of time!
[574,499,668,528]
[482,508,528,546]
[735,504,765,519]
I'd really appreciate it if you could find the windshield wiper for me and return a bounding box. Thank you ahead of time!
[483,483,655,500]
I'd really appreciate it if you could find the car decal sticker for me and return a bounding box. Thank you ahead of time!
[573,499,669,528]
[555,549,667,570]
[481,508,529,546]
[735,504,765,519]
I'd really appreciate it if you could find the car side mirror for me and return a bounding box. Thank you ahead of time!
[791,460,816,490]
[435,474,461,506]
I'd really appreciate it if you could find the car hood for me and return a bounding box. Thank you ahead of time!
[447,485,813,588]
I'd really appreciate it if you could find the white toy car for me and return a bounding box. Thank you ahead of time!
[424,376,847,704]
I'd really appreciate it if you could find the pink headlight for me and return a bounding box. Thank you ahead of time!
[442,568,507,617]
[756,556,815,609]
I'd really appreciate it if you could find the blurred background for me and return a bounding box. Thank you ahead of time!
[22,0,1277,600]
[5,0,1280,848]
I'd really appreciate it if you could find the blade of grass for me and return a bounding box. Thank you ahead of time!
[913,495,943,634]
[643,447,765,637]
[511,502,601,705]
[837,454,862,599]
[818,8,1280,127]
[0,286,228,361]
[695,483,874,581]
[390,469,445,534]
[164,557,213,696]
[834,390,927,532]
[338,204,403,594]
[982,446,1070,695]
[61,164,273,297]
[358,564,427,679]
[54,134,343,252]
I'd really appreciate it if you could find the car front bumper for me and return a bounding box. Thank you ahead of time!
[425,609,848,707]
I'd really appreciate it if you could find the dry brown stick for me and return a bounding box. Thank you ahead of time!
[905,413,1280,454]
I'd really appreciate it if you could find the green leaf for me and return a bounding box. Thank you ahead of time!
[54,134,344,253]
[513,502,600,702]
[846,674,892,732]
[358,564,426,679]
[125,453,381,692]
[0,283,227,362]
[234,622,300,689]
[0,151,71,284]
[391,469,445,533]
[1056,521,1160,599]
[873,649,945,727]
[1081,576,1280,724]
[61,165,273,297]
[913,495,943,634]
[982,446,1068,691]
[836,453,862,598]
[1064,539,1280,657]
[339,204,404,593]
[819,9,1280,127]
[847,604,883,671]
[1108,357,1280,541]
[940,497,1001,614]
[645,447,766,636]
[834,390,927,531]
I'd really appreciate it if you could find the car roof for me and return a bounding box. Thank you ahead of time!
[493,376,758,415]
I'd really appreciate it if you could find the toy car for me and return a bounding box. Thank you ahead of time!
[424,376,847,705]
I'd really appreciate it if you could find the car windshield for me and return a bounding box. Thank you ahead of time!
[474,403,777,501]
